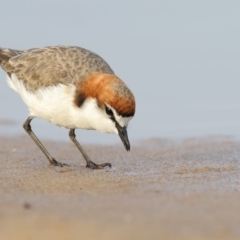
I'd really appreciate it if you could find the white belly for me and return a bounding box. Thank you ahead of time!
[6,74,117,133]
[7,74,81,128]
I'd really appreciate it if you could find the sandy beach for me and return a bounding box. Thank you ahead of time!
[0,135,240,240]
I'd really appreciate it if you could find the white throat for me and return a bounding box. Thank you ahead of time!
[79,98,117,133]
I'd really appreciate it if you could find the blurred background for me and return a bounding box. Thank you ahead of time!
[0,0,240,144]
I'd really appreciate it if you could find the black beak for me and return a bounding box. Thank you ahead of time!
[116,124,130,151]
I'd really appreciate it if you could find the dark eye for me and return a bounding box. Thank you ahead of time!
[105,106,113,116]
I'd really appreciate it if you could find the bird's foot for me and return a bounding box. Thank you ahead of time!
[86,160,111,169]
[51,158,69,167]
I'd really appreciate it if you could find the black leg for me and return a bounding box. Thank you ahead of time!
[23,116,68,167]
[69,129,111,169]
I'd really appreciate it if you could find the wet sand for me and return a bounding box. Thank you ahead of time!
[0,135,240,240]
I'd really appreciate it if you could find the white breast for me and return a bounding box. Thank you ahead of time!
[7,74,117,133]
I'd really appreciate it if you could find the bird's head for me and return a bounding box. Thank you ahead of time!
[74,73,135,151]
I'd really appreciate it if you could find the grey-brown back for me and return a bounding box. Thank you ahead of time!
[0,46,114,91]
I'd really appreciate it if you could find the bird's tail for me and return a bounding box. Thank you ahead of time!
[0,48,23,74]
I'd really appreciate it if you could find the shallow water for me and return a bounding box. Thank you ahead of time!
[1,72,240,144]
[1,1,240,143]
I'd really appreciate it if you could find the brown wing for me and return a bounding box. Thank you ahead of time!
[1,46,114,91]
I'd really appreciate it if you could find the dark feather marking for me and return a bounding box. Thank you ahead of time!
[75,93,86,107]
[118,111,135,118]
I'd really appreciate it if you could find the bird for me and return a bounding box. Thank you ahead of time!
[0,46,135,169]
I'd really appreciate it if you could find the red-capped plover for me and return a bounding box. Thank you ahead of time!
[0,46,135,169]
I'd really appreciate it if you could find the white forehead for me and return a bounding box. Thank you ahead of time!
[115,114,132,127]
[106,104,133,127]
